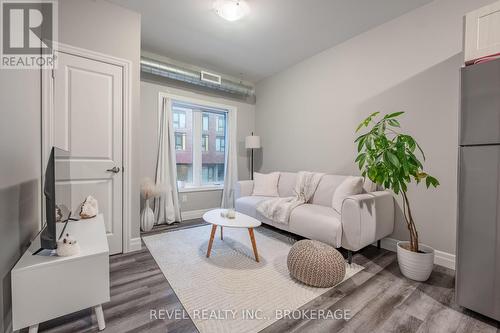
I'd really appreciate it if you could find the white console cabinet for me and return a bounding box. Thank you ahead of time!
[464,1,500,64]
[11,215,109,332]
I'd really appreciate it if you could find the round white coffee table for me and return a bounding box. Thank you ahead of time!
[203,209,262,262]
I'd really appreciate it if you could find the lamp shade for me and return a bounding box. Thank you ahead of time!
[245,135,261,149]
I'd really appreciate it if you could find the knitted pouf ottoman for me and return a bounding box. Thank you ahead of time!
[287,240,346,288]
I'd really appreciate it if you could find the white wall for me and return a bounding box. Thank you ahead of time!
[58,0,142,239]
[255,0,496,255]
[141,81,255,214]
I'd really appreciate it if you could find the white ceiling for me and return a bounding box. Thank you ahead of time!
[110,0,432,83]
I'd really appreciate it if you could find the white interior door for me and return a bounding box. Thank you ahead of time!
[53,51,123,254]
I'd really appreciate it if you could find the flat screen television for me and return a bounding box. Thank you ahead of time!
[38,147,72,252]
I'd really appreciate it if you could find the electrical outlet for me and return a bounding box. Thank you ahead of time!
[182,194,188,203]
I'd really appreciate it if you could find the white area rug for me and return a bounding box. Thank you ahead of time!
[143,225,363,333]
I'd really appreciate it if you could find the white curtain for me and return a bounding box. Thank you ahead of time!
[221,109,238,208]
[153,97,182,224]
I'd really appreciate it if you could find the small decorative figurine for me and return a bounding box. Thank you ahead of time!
[56,233,81,257]
[55,205,63,222]
[80,195,98,219]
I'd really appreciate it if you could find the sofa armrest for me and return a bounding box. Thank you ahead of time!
[340,191,394,251]
[235,180,254,199]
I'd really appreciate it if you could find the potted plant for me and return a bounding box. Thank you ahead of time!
[355,112,439,281]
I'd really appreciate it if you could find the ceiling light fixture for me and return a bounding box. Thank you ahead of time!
[213,0,250,22]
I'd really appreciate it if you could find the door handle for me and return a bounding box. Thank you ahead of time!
[106,166,120,173]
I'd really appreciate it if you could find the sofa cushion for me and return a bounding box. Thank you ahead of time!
[289,204,342,248]
[310,175,349,207]
[363,177,378,193]
[332,176,364,213]
[252,172,280,197]
[278,172,297,197]
[235,196,274,218]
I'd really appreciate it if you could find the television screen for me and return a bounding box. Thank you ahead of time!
[54,148,72,221]
[41,147,71,250]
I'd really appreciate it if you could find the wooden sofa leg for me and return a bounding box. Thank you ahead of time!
[377,240,381,249]
[347,250,353,265]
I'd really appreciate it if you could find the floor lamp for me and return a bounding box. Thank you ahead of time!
[245,133,261,180]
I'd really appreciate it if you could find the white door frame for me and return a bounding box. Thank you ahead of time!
[42,43,135,253]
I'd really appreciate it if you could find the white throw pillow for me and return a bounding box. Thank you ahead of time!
[332,176,364,213]
[363,177,378,193]
[252,172,280,197]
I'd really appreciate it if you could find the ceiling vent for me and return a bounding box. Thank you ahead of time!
[201,71,222,85]
[140,57,255,104]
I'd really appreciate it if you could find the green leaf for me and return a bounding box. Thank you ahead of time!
[402,162,409,177]
[357,136,366,152]
[366,137,373,150]
[405,136,416,151]
[393,182,400,194]
[385,151,400,167]
[355,153,366,165]
[356,112,380,132]
[384,111,405,119]
[425,177,431,187]
[354,133,366,143]
[355,122,365,133]
[378,124,384,135]
[425,175,440,188]
[408,153,423,169]
[368,168,377,182]
[387,119,400,127]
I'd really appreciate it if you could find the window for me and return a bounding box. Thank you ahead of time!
[216,116,225,133]
[202,164,225,184]
[173,110,186,129]
[202,134,209,152]
[172,100,228,189]
[175,133,186,150]
[215,136,225,152]
[176,164,192,183]
[202,113,209,131]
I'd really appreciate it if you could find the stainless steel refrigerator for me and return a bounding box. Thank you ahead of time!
[457,57,500,321]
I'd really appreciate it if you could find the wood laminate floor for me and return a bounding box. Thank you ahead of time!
[34,221,499,333]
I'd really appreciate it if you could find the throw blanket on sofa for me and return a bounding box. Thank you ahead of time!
[257,171,325,224]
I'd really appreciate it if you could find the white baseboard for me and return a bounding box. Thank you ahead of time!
[379,238,456,270]
[128,237,142,252]
[181,208,213,221]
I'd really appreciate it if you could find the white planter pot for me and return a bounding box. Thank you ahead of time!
[140,200,155,232]
[397,241,435,281]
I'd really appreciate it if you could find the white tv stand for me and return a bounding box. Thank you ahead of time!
[11,214,110,332]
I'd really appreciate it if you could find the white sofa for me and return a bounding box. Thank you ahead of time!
[235,172,395,262]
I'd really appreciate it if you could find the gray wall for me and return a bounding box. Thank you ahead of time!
[255,0,496,255]
[59,0,142,238]
[0,71,42,331]
[140,80,255,213]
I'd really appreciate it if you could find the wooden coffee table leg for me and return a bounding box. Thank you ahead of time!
[206,225,217,258]
[248,228,259,262]
[220,226,223,240]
